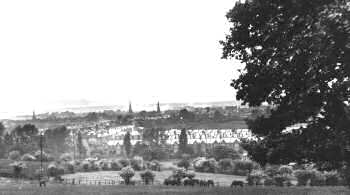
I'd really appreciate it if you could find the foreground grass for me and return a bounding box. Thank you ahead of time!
[62,170,246,186]
[0,185,349,195]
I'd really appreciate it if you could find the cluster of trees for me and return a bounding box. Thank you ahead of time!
[222,0,350,175]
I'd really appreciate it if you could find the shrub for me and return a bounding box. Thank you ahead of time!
[34,168,44,180]
[118,159,130,167]
[273,174,292,186]
[100,160,110,170]
[140,170,155,185]
[119,166,135,185]
[185,171,196,179]
[130,156,144,171]
[233,160,258,176]
[147,160,161,171]
[247,170,265,185]
[111,160,122,171]
[34,150,52,162]
[324,171,340,186]
[9,151,21,161]
[218,158,234,174]
[9,161,27,178]
[265,165,280,177]
[47,163,58,177]
[294,170,314,186]
[21,153,36,161]
[194,158,218,173]
[279,165,293,175]
[59,153,73,162]
[82,161,90,172]
[310,170,325,186]
[177,159,190,170]
[172,167,187,179]
[66,161,75,173]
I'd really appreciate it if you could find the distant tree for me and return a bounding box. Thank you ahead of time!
[77,131,86,159]
[221,0,350,170]
[44,126,70,157]
[179,109,195,121]
[213,110,224,121]
[179,128,188,154]
[211,145,241,161]
[0,122,5,137]
[124,132,132,157]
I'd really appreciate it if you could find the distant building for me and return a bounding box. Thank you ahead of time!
[156,101,161,113]
[32,111,36,120]
[128,101,133,114]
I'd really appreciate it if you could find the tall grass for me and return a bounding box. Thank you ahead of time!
[0,186,348,195]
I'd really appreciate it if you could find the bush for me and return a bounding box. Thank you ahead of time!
[294,170,314,186]
[194,158,218,173]
[66,161,75,173]
[9,161,27,178]
[273,174,292,186]
[100,160,110,170]
[110,160,122,171]
[130,156,144,171]
[34,168,44,180]
[82,161,90,172]
[218,158,234,174]
[21,153,36,161]
[119,166,135,185]
[47,163,64,179]
[185,171,196,179]
[59,153,73,162]
[146,160,161,171]
[247,170,265,185]
[140,170,155,185]
[324,171,340,186]
[233,160,258,176]
[278,165,293,175]
[310,170,325,186]
[118,159,130,168]
[177,159,190,170]
[34,150,53,162]
[265,165,280,177]
[9,151,21,161]
[172,167,187,179]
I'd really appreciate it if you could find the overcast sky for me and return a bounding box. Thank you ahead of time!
[0,0,242,117]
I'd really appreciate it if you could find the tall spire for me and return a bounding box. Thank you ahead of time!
[128,101,133,114]
[156,101,161,113]
[32,110,36,120]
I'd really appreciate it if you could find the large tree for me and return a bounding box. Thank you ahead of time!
[221,0,350,170]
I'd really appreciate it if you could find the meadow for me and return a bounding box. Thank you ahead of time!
[0,185,348,195]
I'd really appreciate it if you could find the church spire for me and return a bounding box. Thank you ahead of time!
[156,101,161,113]
[32,110,36,120]
[128,101,133,114]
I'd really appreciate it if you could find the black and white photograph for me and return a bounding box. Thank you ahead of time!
[0,0,349,194]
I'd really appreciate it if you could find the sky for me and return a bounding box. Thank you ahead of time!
[0,0,243,117]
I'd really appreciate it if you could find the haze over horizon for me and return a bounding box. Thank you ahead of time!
[0,0,243,119]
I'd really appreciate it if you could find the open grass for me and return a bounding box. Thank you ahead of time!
[0,185,348,195]
[62,170,246,186]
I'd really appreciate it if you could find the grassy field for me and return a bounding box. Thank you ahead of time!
[62,170,246,186]
[0,185,348,195]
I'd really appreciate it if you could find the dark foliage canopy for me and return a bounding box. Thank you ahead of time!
[221,0,350,169]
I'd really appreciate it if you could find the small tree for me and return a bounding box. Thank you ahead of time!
[8,150,21,161]
[119,166,135,185]
[123,132,132,157]
[140,170,155,185]
[177,159,190,170]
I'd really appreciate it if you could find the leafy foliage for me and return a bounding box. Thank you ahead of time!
[222,0,350,170]
[119,166,135,185]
